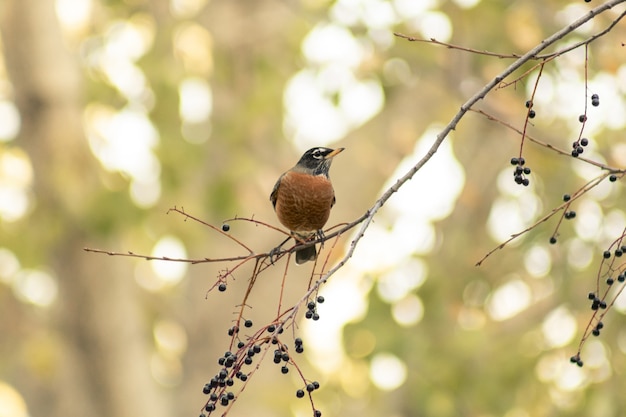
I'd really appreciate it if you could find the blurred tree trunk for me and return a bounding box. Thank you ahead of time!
[0,2,167,417]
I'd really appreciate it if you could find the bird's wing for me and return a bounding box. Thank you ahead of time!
[270,174,283,209]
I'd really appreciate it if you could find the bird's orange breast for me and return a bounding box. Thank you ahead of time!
[273,171,335,234]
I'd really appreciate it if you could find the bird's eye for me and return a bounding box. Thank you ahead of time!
[312,149,323,159]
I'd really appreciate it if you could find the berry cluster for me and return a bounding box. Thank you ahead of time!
[571,137,589,157]
[525,100,536,119]
[200,349,245,414]
[571,245,626,368]
[587,291,607,311]
[199,325,310,416]
[591,93,600,107]
[549,194,578,244]
[305,296,325,320]
[510,157,531,186]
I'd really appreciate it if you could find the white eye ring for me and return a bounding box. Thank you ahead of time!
[312,148,324,159]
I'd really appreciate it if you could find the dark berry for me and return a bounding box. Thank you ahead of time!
[296,389,305,398]
[273,356,281,364]
[203,384,211,394]
[576,359,584,367]
[523,167,531,175]
[571,149,579,157]
[580,138,589,146]
[599,300,607,309]
[244,319,253,328]
[314,411,322,417]
[295,345,304,353]
[549,236,557,244]
[579,114,587,123]
[522,178,530,187]
[295,337,303,346]
[514,175,523,184]
[619,274,625,282]
[205,403,215,412]
[312,313,320,321]
[222,223,230,232]
[570,355,579,363]
[226,378,234,386]
[244,357,253,365]
[306,383,315,392]
[237,341,245,348]
[267,324,276,333]
[610,174,617,182]
[218,283,227,292]
[227,391,235,400]
[592,329,600,336]
[210,392,218,401]
[576,146,584,154]
[596,321,604,330]
[220,396,229,406]
[588,292,596,300]
[563,194,571,202]
[591,94,599,100]
[591,99,599,107]
[518,157,525,166]
[253,345,261,354]
[317,296,325,303]
[603,250,611,259]
[525,100,533,108]
[281,366,289,374]
[607,277,614,285]
[239,374,248,381]
[218,357,225,365]
[305,310,313,319]
[312,381,320,389]
[528,109,536,118]
[307,301,316,310]
[510,157,519,165]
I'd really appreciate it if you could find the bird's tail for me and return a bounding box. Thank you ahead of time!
[295,244,316,264]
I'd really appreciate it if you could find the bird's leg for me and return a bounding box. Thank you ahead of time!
[316,229,326,250]
[269,236,291,264]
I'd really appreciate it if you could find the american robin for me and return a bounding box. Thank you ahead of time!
[270,147,344,264]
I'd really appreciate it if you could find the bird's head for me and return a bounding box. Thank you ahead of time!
[293,147,344,176]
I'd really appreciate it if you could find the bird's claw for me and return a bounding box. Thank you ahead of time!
[269,246,281,265]
[316,229,326,250]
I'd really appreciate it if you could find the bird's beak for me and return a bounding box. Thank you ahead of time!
[325,147,345,159]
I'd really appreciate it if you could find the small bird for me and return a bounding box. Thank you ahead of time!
[270,147,344,264]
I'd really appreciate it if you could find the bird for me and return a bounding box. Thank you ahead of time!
[270,147,344,264]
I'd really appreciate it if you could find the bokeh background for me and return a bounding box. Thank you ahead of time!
[1,0,626,416]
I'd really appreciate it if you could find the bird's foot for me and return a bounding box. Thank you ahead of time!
[269,246,281,265]
[316,229,326,250]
